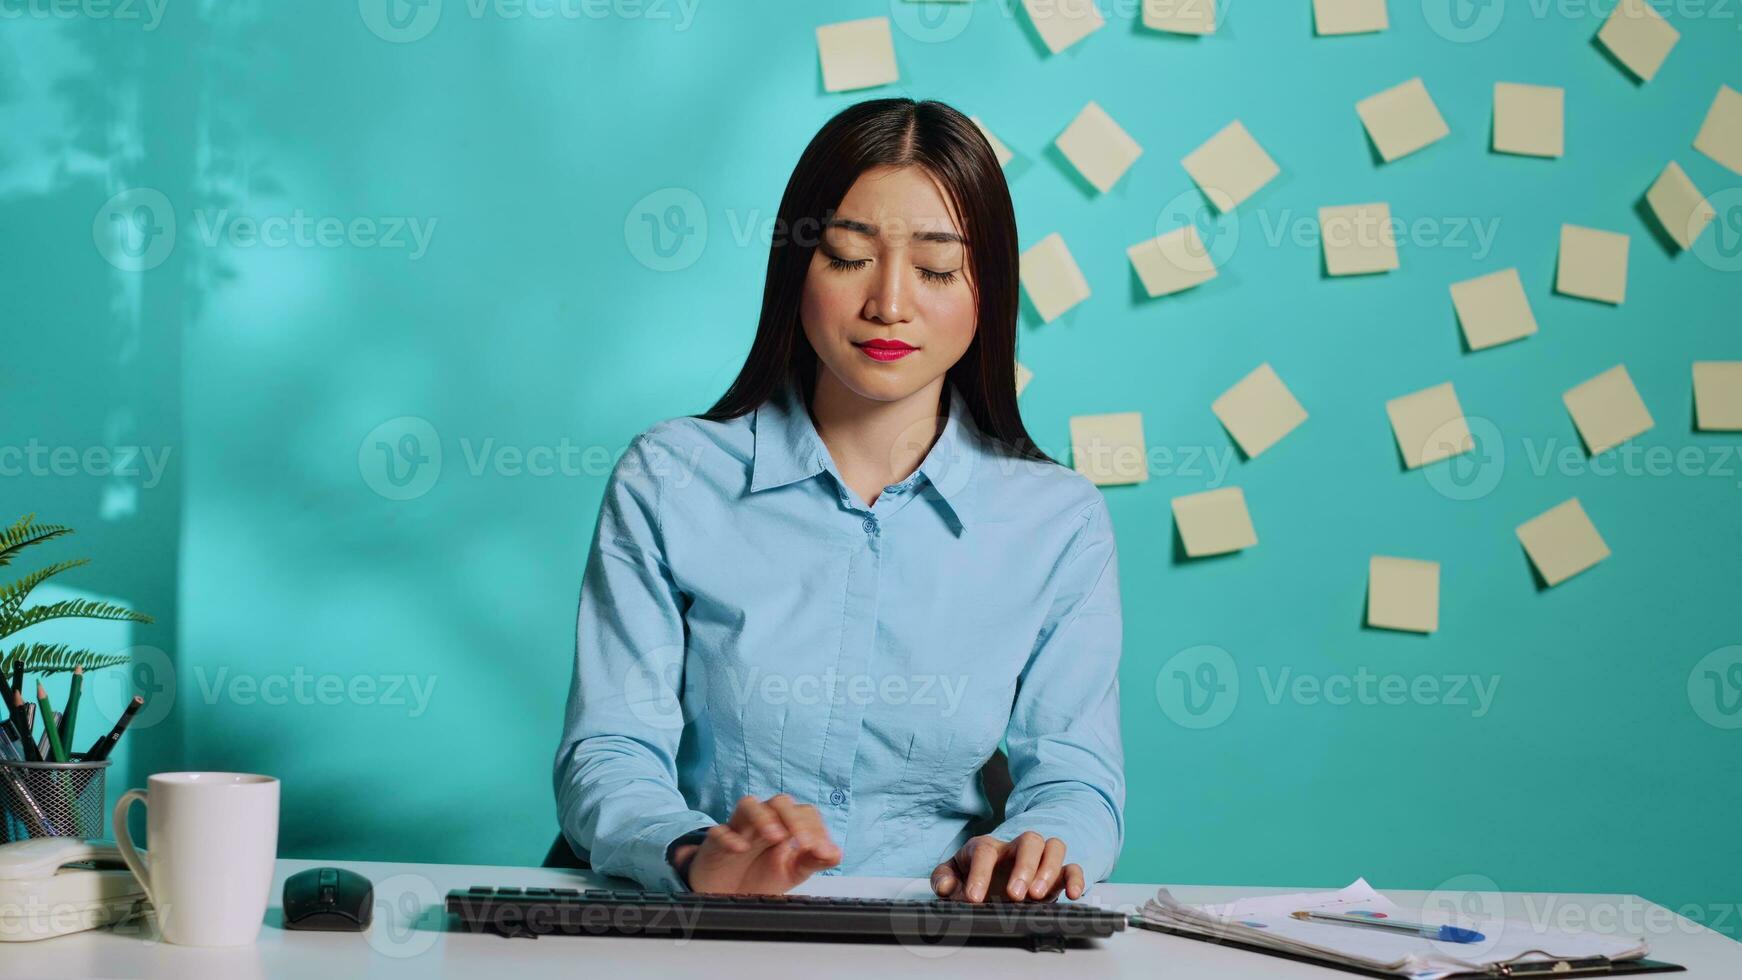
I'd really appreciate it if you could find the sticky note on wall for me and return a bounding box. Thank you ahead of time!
[1517,498,1609,587]
[1368,556,1440,633]
[1015,361,1034,397]
[1493,83,1565,158]
[1181,120,1280,211]
[1693,362,1742,431]
[1212,363,1308,459]
[816,17,899,93]
[1020,233,1091,323]
[1024,0,1105,54]
[1173,487,1257,557]
[1356,78,1450,162]
[1314,0,1388,35]
[1320,203,1399,276]
[1449,268,1538,351]
[1386,382,1473,469]
[1071,412,1149,485]
[1694,85,1742,177]
[1556,224,1630,305]
[1596,0,1679,83]
[1127,226,1219,298]
[1056,101,1144,193]
[970,116,1014,168]
[1563,364,1654,455]
[1645,161,1715,251]
[1143,0,1215,34]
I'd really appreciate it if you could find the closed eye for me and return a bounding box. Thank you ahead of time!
[826,255,870,272]
[918,267,958,285]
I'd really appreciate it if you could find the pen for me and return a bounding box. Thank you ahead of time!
[7,688,39,762]
[1290,910,1486,944]
[86,695,144,761]
[58,666,82,748]
[36,684,70,763]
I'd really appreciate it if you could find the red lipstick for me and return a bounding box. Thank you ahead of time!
[856,338,918,362]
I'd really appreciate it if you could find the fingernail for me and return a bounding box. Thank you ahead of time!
[1009,878,1026,897]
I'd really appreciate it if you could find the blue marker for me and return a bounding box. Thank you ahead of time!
[1290,909,1486,944]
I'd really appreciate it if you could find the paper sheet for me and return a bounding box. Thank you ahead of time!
[1070,411,1148,485]
[1182,120,1280,211]
[1056,101,1144,193]
[1172,487,1257,556]
[1128,226,1218,297]
[1321,203,1400,276]
[815,17,899,93]
[1212,363,1308,458]
[1516,498,1609,587]
[1386,382,1472,469]
[1493,82,1564,158]
[1368,556,1440,633]
[1143,0,1215,35]
[1695,85,1742,176]
[1024,0,1105,54]
[1314,0,1388,35]
[1357,78,1450,162]
[1597,0,1680,83]
[1645,161,1715,250]
[1563,364,1654,455]
[1020,232,1091,323]
[1557,224,1630,305]
[1449,268,1537,351]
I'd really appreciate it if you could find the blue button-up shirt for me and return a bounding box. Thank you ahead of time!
[553,378,1125,891]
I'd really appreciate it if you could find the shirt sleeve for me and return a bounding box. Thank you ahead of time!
[989,495,1126,884]
[552,430,715,892]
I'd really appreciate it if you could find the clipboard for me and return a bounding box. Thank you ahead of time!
[1130,918,1687,978]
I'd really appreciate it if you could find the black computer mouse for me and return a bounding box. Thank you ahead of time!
[282,866,374,932]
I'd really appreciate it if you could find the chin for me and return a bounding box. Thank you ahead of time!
[830,361,934,404]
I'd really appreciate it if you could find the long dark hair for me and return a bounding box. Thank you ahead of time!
[697,98,1055,466]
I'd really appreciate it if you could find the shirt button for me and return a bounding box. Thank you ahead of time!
[829,789,847,806]
[861,516,878,535]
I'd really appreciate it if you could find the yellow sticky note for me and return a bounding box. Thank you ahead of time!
[1314,0,1388,35]
[1563,364,1654,455]
[1693,362,1742,431]
[1024,0,1105,54]
[1015,361,1034,397]
[1449,268,1538,351]
[970,116,1014,168]
[1556,224,1630,305]
[1212,363,1308,459]
[815,17,898,93]
[1070,412,1148,485]
[1181,120,1280,211]
[1128,226,1218,298]
[1020,233,1091,323]
[1368,556,1440,633]
[1356,77,1450,163]
[1172,487,1257,557]
[1645,161,1715,251]
[1320,203,1399,276]
[1517,498,1609,587]
[1694,85,1742,177]
[1142,0,1215,34]
[1596,0,1679,83]
[1493,83,1564,158]
[1056,101,1143,194]
[1386,382,1472,469]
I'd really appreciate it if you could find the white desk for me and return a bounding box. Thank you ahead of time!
[3,859,1738,979]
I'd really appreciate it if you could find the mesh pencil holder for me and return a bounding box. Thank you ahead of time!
[0,759,111,844]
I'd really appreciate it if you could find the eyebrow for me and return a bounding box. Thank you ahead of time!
[825,217,965,245]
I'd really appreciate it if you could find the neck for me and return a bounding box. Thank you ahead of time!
[807,371,948,491]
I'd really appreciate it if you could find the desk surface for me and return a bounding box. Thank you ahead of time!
[3,859,1738,979]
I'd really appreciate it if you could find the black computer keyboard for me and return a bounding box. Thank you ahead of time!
[446,885,1128,952]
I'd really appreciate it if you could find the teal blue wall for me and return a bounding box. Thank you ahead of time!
[3,0,1738,934]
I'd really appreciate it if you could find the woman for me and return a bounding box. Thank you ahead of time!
[554,98,1124,904]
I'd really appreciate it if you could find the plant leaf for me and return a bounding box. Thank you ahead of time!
[0,643,132,676]
[0,514,73,569]
[0,558,91,624]
[0,598,153,639]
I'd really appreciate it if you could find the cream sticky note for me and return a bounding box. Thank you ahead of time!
[1212,363,1308,459]
[816,17,899,93]
[1693,361,1742,431]
[1517,498,1609,587]
[1356,77,1450,162]
[1172,487,1257,557]
[1387,382,1473,469]
[1314,0,1388,35]
[1449,268,1538,351]
[1493,83,1564,158]
[1694,86,1742,177]
[1556,224,1629,304]
[1645,161,1715,251]
[1368,556,1440,633]
[1070,412,1148,485]
[1596,0,1679,83]
[1020,233,1091,323]
[1128,226,1218,298]
[970,116,1014,168]
[1181,120,1280,211]
[1024,0,1105,54]
[1015,361,1034,397]
[1142,0,1215,34]
[1563,364,1654,455]
[1056,101,1143,194]
[1320,203,1399,276]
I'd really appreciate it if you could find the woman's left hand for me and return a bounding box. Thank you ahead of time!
[929,831,1086,903]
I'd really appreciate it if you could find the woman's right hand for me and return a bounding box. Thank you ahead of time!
[675,793,843,894]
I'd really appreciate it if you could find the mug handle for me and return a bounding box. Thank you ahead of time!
[112,788,155,907]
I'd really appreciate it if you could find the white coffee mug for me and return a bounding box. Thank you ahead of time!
[113,772,280,946]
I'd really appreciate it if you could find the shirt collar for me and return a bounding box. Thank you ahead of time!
[750,378,979,530]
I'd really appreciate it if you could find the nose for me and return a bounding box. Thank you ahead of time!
[862,258,912,326]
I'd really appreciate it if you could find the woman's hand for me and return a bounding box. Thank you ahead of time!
[677,793,843,895]
[930,831,1086,903]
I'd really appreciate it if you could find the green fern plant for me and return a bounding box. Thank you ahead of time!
[0,514,149,677]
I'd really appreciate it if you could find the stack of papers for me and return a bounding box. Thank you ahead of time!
[1137,879,1649,979]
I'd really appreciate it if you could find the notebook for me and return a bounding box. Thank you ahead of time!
[1133,879,1683,978]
